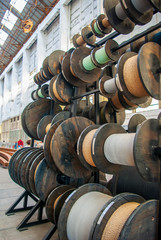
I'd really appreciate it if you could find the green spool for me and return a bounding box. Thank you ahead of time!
[38,89,44,98]
[95,46,110,65]
[94,22,102,35]
[82,55,96,71]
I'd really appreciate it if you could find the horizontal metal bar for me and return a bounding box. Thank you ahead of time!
[112,21,161,52]
[71,88,100,101]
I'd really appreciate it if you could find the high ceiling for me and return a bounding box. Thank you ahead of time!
[0,0,60,74]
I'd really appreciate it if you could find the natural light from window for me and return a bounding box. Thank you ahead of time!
[10,0,28,13]
[0,30,8,45]
[1,10,18,30]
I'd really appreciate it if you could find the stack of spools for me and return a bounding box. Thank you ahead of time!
[8,0,161,239]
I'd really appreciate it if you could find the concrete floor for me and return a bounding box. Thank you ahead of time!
[0,166,58,240]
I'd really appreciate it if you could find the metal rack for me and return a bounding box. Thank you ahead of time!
[5,18,161,240]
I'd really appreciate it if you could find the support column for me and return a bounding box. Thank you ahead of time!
[37,27,47,69]
[59,3,70,51]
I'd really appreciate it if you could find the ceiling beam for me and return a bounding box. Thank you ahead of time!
[39,0,48,8]
[0,0,22,20]
[1,25,22,45]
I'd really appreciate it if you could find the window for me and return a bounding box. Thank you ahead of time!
[29,40,37,74]
[11,0,27,13]
[16,57,23,83]
[7,69,12,91]
[45,17,60,55]
[2,10,18,31]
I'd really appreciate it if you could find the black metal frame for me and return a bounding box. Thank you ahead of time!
[6,16,161,239]
[5,190,38,216]
[17,199,49,231]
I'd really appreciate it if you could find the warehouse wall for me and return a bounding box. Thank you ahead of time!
[0,0,160,144]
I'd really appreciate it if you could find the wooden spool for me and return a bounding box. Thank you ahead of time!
[44,119,63,170]
[133,118,160,182]
[150,0,161,11]
[25,151,44,194]
[117,52,148,104]
[21,103,34,139]
[110,166,160,200]
[51,111,71,125]
[91,123,126,174]
[51,116,94,178]
[82,105,93,119]
[12,148,35,185]
[128,114,146,133]
[35,159,60,202]
[8,147,30,183]
[53,73,74,104]
[48,50,65,76]
[49,76,68,105]
[91,39,121,69]
[77,125,100,171]
[61,50,86,87]
[92,119,160,182]
[45,185,74,223]
[31,90,39,101]
[91,19,105,39]
[118,199,158,240]
[99,75,116,98]
[104,101,125,125]
[119,43,161,101]
[28,152,45,196]
[72,34,86,48]
[39,84,49,98]
[70,46,102,84]
[103,0,135,34]
[89,192,148,240]
[58,183,111,240]
[49,76,60,103]
[54,188,76,225]
[42,56,53,79]
[22,99,61,140]
[120,0,153,25]
[37,115,54,141]
[72,25,96,48]
[91,14,112,37]
[18,148,42,190]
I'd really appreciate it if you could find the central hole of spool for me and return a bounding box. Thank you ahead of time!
[57,174,70,184]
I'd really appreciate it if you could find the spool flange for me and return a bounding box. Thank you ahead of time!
[128,114,146,133]
[58,183,111,240]
[70,46,102,83]
[134,118,160,182]
[77,125,100,171]
[51,117,95,178]
[91,123,126,173]
[103,0,135,34]
[120,0,153,25]
[48,50,65,76]
[62,51,86,87]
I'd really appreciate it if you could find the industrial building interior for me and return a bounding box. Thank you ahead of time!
[0,0,160,240]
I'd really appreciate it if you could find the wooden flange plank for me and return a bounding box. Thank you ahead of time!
[44,119,63,170]
[23,99,60,140]
[37,115,54,141]
[103,0,135,34]
[48,50,65,76]
[35,159,60,202]
[51,116,95,178]
[89,192,144,240]
[28,152,45,196]
[134,118,160,182]
[128,114,146,133]
[58,183,110,240]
